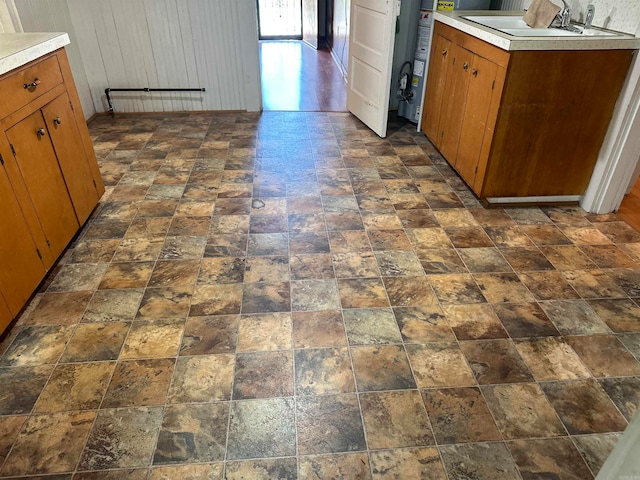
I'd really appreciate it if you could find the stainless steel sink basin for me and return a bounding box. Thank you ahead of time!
[461,15,619,37]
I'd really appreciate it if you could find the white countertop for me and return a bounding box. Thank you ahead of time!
[435,11,640,51]
[0,32,70,76]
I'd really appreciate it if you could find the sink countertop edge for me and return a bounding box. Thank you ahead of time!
[434,10,640,51]
[0,32,71,76]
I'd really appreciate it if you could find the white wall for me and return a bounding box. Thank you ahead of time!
[14,0,95,118]
[494,0,640,34]
[0,0,21,32]
[332,0,350,77]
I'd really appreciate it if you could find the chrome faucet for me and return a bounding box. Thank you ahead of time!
[556,0,571,28]
[585,4,595,29]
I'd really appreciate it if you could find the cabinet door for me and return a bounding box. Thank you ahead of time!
[5,109,79,261]
[42,93,99,225]
[422,34,452,146]
[439,43,474,163]
[456,54,499,188]
[0,160,46,318]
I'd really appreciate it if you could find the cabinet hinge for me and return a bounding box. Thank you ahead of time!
[93,179,97,188]
[0,153,4,166]
[491,80,495,90]
[69,100,74,111]
[46,239,51,247]
[10,144,16,156]
[36,248,42,260]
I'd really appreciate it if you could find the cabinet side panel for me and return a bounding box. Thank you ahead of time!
[0,292,12,334]
[484,49,633,198]
[55,48,105,198]
[422,29,452,146]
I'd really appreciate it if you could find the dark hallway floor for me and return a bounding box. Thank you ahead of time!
[260,41,347,112]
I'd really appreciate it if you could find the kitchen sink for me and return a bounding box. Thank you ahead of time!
[461,15,619,37]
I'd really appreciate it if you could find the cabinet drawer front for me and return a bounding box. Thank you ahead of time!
[0,55,63,118]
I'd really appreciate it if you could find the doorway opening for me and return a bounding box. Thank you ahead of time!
[257,0,303,39]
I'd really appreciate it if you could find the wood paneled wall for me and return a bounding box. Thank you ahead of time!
[16,0,262,115]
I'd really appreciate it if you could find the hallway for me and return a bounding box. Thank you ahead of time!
[260,40,347,112]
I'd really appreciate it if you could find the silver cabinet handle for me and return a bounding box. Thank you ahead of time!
[36,128,46,137]
[53,117,61,125]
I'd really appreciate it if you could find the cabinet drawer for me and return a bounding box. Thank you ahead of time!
[0,55,63,118]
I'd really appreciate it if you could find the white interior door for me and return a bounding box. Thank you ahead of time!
[347,0,399,138]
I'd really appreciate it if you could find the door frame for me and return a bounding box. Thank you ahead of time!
[256,0,303,40]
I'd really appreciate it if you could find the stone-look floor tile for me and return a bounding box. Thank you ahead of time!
[60,322,130,362]
[382,276,437,307]
[375,251,424,276]
[337,277,389,308]
[291,279,341,311]
[560,226,614,245]
[519,271,580,300]
[296,394,366,455]
[460,339,534,385]
[190,284,242,316]
[180,315,238,355]
[137,286,193,319]
[138,199,179,217]
[595,221,640,243]
[79,407,163,470]
[406,228,453,253]
[475,273,535,304]
[149,463,223,480]
[422,387,501,444]
[120,319,185,359]
[295,347,355,395]
[580,245,637,269]
[153,403,228,464]
[506,207,552,225]
[508,438,594,480]
[242,282,291,313]
[541,379,628,435]
[457,248,513,274]
[562,269,627,299]
[168,216,211,236]
[114,237,164,263]
[428,274,486,305]
[492,303,560,338]
[588,298,640,332]
[351,345,416,391]
[484,226,534,248]
[606,268,640,297]
[162,236,207,260]
[444,226,495,248]
[599,377,640,421]
[148,260,201,288]
[521,224,572,246]
[0,365,52,415]
[298,453,371,480]
[574,433,619,477]
[1,411,94,476]
[406,343,475,388]
[540,245,597,271]
[290,254,334,280]
[227,398,296,459]
[47,264,108,293]
[125,217,171,240]
[232,351,294,399]
[468,208,516,226]
[289,231,331,254]
[292,310,347,348]
[433,208,479,227]
[98,262,153,290]
[439,442,521,480]
[360,390,434,449]
[247,233,289,256]
[482,383,566,439]
[237,312,291,351]
[367,229,413,251]
[168,354,234,403]
[425,192,464,210]
[343,308,402,345]
[394,305,455,343]
[83,289,144,323]
[370,447,447,480]
[566,335,640,377]
[619,333,640,360]
[442,304,508,340]
[0,325,74,367]
[102,358,175,408]
[540,300,610,335]
[332,252,380,278]
[419,248,468,274]
[33,362,115,413]
[514,337,591,381]
[329,230,372,253]
[25,291,93,325]
[69,238,121,264]
[0,415,27,466]
[225,458,296,480]
[198,257,247,284]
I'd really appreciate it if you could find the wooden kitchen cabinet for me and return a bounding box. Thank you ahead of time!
[0,294,12,333]
[422,21,633,202]
[0,47,104,330]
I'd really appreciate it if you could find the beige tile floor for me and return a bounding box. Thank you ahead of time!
[0,111,639,479]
